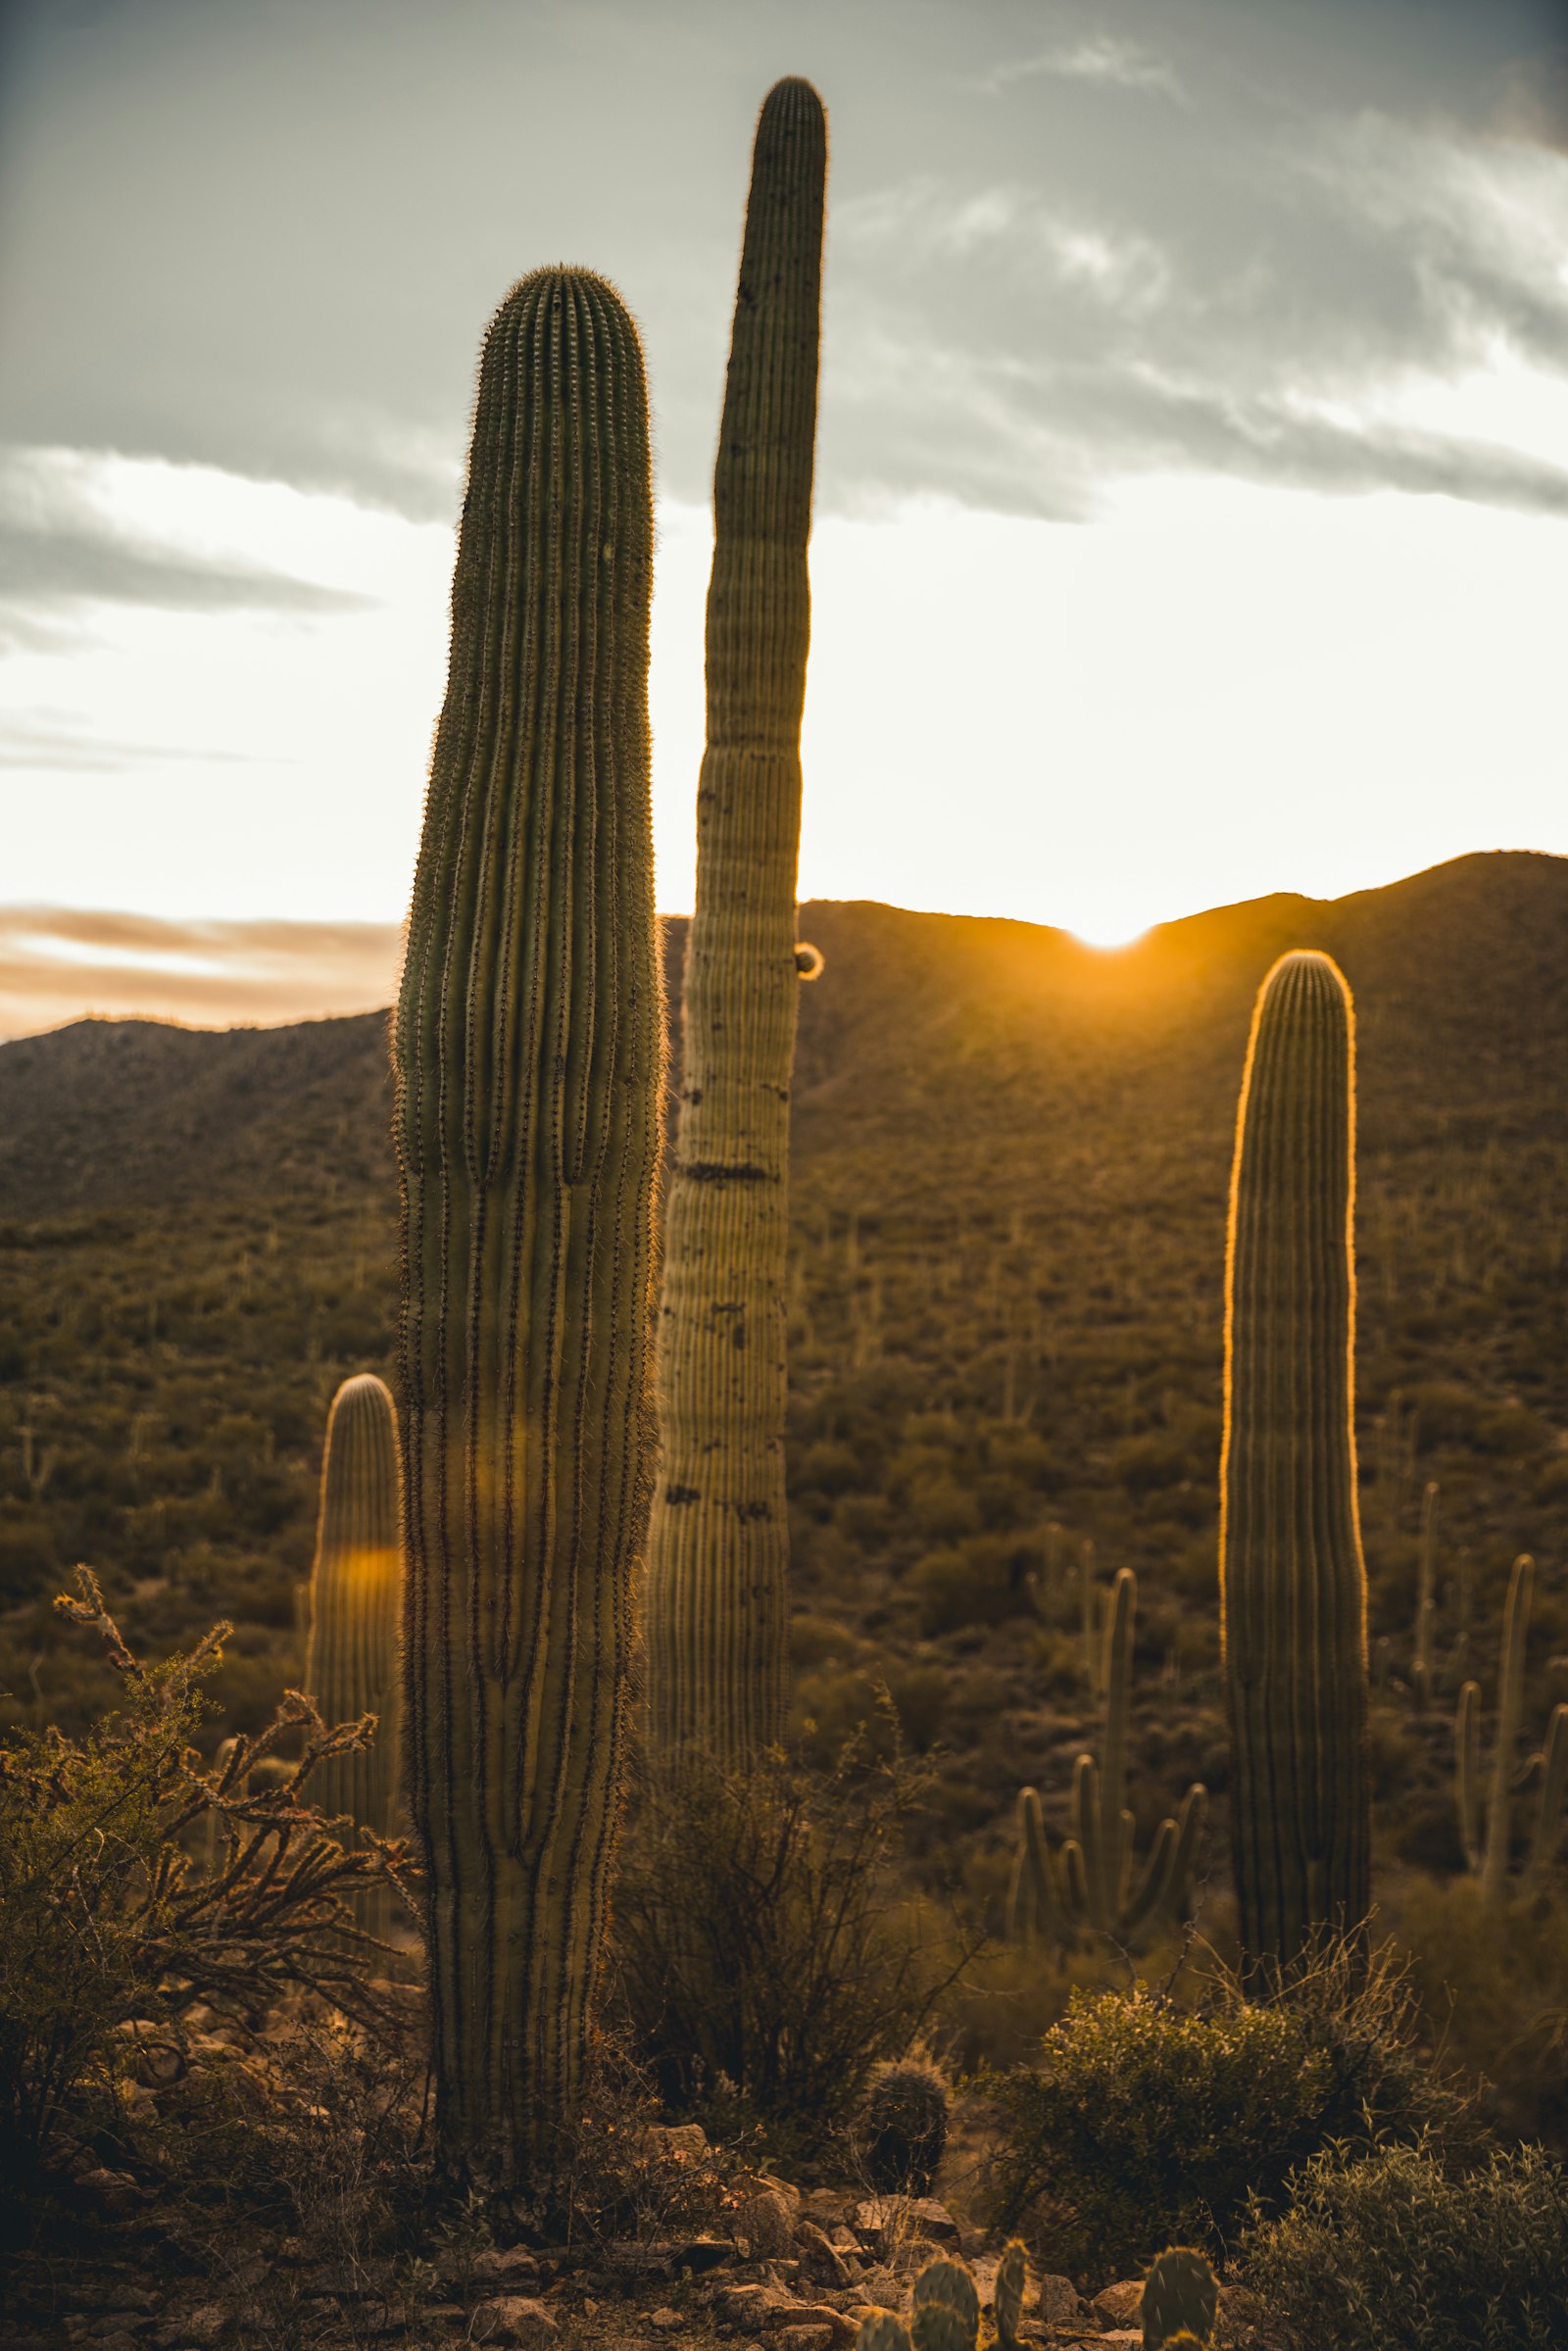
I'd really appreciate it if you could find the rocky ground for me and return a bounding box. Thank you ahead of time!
[8,2133,1273,2351]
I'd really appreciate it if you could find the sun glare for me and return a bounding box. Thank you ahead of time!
[1069,916,1150,951]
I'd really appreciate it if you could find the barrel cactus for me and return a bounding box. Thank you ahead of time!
[393,268,662,2182]
[1220,950,1371,1976]
[1142,2246,1218,2349]
[303,1372,403,1941]
[646,76,827,1760]
[861,2054,950,2192]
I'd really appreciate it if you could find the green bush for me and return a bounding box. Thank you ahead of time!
[611,1743,968,2165]
[988,1946,1477,2283]
[1237,2136,1568,2350]
[0,1570,406,2186]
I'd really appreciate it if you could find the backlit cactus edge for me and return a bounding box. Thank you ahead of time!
[393,268,662,2181]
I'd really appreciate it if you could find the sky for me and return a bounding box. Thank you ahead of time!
[1,0,1566,1033]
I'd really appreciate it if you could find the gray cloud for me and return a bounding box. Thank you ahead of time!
[1,0,1565,525]
[0,711,263,772]
[0,512,376,617]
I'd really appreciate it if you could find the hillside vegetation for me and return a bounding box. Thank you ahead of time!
[1,851,1564,1901]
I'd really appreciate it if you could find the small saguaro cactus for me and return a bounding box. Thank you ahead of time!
[1220,950,1372,1977]
[393,269,662,2182]
[1141,2246,1219,2350]
[1410,1478,1440,1710]
[1008,1567,1206,1948]
[993,2242,1027,2351]
[303,1373,403,1940]
[860,2054,950,2193]
[1456,1552,1568,1902]
[646,76,827,1762]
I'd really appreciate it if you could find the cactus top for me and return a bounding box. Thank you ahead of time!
[397,268,654,1189]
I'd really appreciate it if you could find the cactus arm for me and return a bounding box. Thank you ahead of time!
[1219,951,1371,1975]
[1456,1679,1484,1874]
[1121,1815,1179,1939]
[858,2316,913,2351]
[1142,2246,1219,2350]
[1481,1554,1534,1903]
[1072,1753,1107,1929]
[912,2258,980,2348]
[1412,1479,1439,1708]
[646,78,826,1760]
[1525,1704,1568,1885]
[394,269,660,2181]
[1100,1568,1135,1914]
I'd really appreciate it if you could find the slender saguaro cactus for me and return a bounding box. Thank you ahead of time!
[1411,1478,1439,1711]
[646,78,827,1759]
[304,1372,403,1943]
[1220,951,1371,1975]
[393,269,661,2182]
[1456,1553,1568,1901]
[1009,1567,1205,1948]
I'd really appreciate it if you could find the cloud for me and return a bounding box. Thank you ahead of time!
[0,712,263,773]
[976,37,1187,104]
[0,904,402,1040]
[0,444,378,628]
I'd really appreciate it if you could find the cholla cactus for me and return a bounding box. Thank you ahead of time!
[861,2055,950,2192]
[1142,2246,1218,2349]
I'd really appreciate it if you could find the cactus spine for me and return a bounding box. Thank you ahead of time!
[1141,2247,1218,2349]
[1220,950,1371,1975]
[1456,1552,1568,1900]
[861,2054,950,2193]
[1009,1567,1206,1947]
[303,1373,403,1943]
[646,78,826,1759]
[393,269,661,2181]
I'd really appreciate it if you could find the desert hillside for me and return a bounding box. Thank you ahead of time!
[2,849,1564,1876]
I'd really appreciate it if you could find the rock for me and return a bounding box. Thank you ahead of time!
[471,2249,542,2285]
[852,2198,898,2250]
[759,2172,803,2210]
[644,2122,711,2160]
[905,2200,958,2243]
[776,2330,834,2351]
[650,2312,683,2331]
[93,2333,145,2351]
[160,2309,225,2350]
[970,2257,1001,2308]
[104,2293,160,2318]
[671,2235,737,2276]
[76,2168,148,2217]
[1092,2282,1144,2327]
[800,2189,856,2228]
[716,2285,798,2331]
[856,2268,904,2309]
[1036,2276,1080,2326]
[470,2298,560,2346]
[732,2184,798,2259]
[797,2222,856,2287]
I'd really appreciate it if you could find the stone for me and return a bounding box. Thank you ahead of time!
[470,2298,560,2346]
[645,2122,711,2160]
[969,2257,1001,2309]
[650,2311,683,2330]
[1036,2276,1080,2326]
[776,2330,834,2351]
[796,2222,855,2288]
[732,2184,798,2259]
[905,2200,958,2242]
[1092,2282,1143,2328]
[671,2235,737,2276]
[76,2168,148,2218]
[716,2285,797,2332]
[471,2249,542,2285]
[800,2188,856,2228]
[166,2310,224,2350]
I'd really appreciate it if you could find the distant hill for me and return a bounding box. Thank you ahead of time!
[2,850,1562,1217]
[1,851,1564,1876]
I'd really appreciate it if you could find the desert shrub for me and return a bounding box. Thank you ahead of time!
[1391,1873,1568,2149]
[0,1569,408,2187]
[988,1943,1477,2283]
[990,1986,1327,2281]
[1237,2136,1568,2351]
[611,1742,969,2164]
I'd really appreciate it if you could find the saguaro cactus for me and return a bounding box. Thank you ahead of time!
[393,269,661,2181]
[304,1372,403,1942]
[1456,1552,1568,1901]
[1220,950,1371,1975]
[1008,1567,1206,1948]
[645,77,827,1760]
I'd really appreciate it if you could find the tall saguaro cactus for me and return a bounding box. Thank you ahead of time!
[304,1372,404,1942]
[646,78,827,1759]
[393,269,662,2182]
[1221,950,1371,1975]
